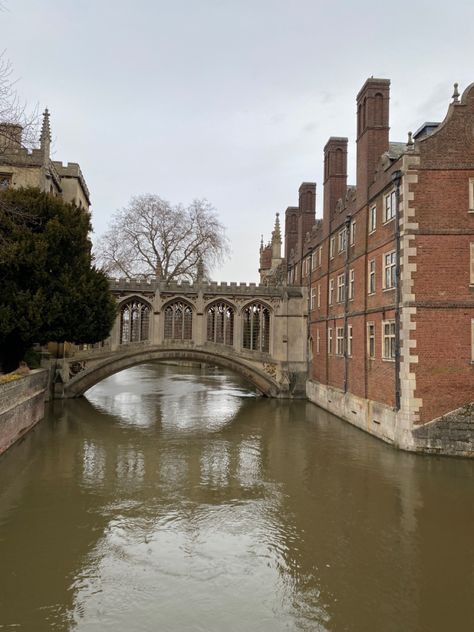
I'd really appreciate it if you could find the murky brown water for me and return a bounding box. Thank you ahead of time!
[0,363,473,631]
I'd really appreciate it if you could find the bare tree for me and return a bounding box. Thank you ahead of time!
[95,195,230,282]
[0,50,39,152]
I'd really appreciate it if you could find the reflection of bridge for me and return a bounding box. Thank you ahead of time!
[56,279,308,398]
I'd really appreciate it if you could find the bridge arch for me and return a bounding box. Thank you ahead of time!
[64,347,280,398]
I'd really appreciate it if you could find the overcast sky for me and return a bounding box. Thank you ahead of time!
[2,0,474,281]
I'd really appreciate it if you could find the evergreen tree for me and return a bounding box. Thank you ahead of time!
[0,187,116,372]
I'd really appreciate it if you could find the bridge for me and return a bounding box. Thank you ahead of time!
[54,278,309,398]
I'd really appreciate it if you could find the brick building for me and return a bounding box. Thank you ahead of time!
[260,78,474,454]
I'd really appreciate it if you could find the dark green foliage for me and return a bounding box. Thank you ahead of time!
[0,188,116,372]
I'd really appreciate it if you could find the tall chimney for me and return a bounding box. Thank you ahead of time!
[356,78,390,208]
[322,137,348,235]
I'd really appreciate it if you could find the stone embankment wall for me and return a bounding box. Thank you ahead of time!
[0,369,49,456]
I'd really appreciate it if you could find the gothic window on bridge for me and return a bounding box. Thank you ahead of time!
[120,300,151,344]
[242,302,270,353]
[164,301,193,340]
[207,302,234,346]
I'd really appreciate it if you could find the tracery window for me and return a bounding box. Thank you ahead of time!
[164,301,193,340]
[207,301,234,346]
[120,299,150,344]
[242,302,270,353]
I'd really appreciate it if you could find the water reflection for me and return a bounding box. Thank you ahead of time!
[0,363,473,631]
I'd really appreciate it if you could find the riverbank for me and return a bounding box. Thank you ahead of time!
[0,369,49,456]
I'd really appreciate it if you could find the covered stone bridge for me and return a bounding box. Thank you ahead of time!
[55,279,309,398]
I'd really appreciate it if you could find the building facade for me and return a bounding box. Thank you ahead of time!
[261,78,474,455]
[0,109,90,209]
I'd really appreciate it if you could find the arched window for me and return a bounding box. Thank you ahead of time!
[164,301,193,340]
[242,303,270,353]
[120,299,151,344]
[207,302,234,345]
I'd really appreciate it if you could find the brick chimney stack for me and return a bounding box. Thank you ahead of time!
[322,137,348,235]
[356,78,390,208]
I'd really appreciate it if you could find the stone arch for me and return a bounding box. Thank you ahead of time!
[63,348,280,398]
[162,298,194,341]
[205,299,235,346]
[118,296,152,344]
[241,300,271,353]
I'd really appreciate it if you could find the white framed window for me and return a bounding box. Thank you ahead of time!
[369,205,377,233]
[470,243,474,285]
[383,251,397,289]
[316,329,320,354]
[367,322,375,358]
[469,178,474,212]
[382,320,396,360]
[336,327,344,356]
[349,269,354,300]
[347,325,353,357]
[318,246,322,266]
[311,251,316,270]
[329,278,334,305]
[310,287,316,310]
[350,221,356,246]
[317,284,321,308]
[330,237,335,259]
[338,228,347,253]
[328,328,333,354]
[368,259,376,294]
[337,273,345,303]
[384,190,397,223]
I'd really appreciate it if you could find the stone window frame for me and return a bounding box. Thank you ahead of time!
[349,221,356,246]
[347,324,353,357]
[316,329,320,354]
[383,189,396,224]
[368,259,376,295]
[383,250,397,290]
[310,286,316,310]
[348,268,355,300]
[469,178,474,213]
[369,205,377,234]
[336,327,344,356]
[382,319,396,361]
[338,227,347,253]
[367,322,376,358]
[337,273,345,303]
[328,328,333,355]
[330,236,335,259]
[317,284,321,308]
[329,278,335,305]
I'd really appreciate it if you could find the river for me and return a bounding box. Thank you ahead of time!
[0,363,473,631]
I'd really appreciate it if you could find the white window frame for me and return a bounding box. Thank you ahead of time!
[383,251,397,289]
[469,178,474,213]
[337,273,345,303]
[369,205,377,233]
[367,322,375,358]
[310,287,316,310]
[384,190,396,223]
[347,325,353,357]
[368,259,376,294]
[329,278,334,305]
[382,320,396,360]
[350,221,356,246]
[338,228,347,253]
[318,246,322,266]
[317,284,321,308]
[311,251,316,270]
[336,327,344,356]
[328,328,333,354]
[330,236,335,259]
[349,269,354,300]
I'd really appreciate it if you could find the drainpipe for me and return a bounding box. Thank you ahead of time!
[343,215,351,393]
[392,169,403,411]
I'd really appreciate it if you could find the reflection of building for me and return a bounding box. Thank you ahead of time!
[0,110,90,210]
[260,77,474,454]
